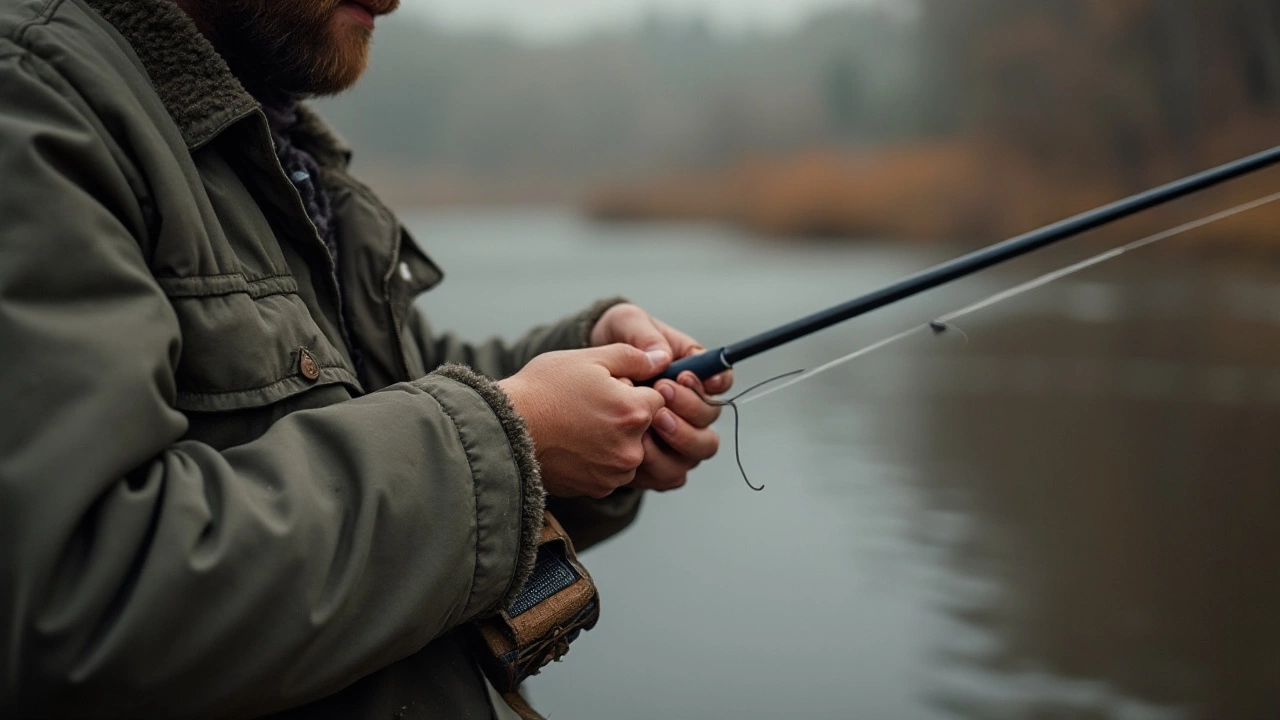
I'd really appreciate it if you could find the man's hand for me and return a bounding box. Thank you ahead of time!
[498,345,668,499]
[590,303,734,492]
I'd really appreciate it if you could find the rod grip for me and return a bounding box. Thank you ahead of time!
[640,347,733,386]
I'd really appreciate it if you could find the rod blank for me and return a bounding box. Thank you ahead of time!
[647,143,1280,384]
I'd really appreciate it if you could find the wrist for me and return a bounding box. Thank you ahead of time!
[496,376,528,423]
[497,376,543,453]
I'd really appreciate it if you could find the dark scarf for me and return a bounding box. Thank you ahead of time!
[259,97,340,268]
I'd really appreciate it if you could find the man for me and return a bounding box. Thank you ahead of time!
[0,0,731,717]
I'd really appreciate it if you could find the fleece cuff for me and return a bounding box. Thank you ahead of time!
[424,364,546,616]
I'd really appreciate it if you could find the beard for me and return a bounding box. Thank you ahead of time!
[197,0,399,98]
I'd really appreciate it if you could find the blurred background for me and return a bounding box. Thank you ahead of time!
[321,2,1280,718]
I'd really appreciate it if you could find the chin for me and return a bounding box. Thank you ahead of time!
[306,25,372,95]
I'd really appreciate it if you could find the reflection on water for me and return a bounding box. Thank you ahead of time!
[405,208,1280,720]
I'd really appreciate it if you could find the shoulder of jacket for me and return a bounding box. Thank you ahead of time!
[0,3,82,101]
[0,0,60,44]
[1,0,100,47]
[0,0,133,80]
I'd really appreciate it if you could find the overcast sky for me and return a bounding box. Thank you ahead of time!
[406,0,883,42]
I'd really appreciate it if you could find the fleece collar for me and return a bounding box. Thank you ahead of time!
[81,0,352,164]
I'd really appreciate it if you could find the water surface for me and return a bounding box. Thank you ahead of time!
[405,207,1280,720]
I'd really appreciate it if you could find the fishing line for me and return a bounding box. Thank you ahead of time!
[687,189,1280,491]
[690,370,806,491]
[738,189,1280,407]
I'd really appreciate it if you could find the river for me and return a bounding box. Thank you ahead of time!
[403,207,1280,720]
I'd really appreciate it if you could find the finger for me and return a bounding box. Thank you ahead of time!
[592,343,670,380]
[681,369,734,398]
[702,369,735,396]
[652,318,703,360]
[596,469,640,498]
[630,384,667,418]
[656,379,721,429]
[610,307,674,357]
[632,434,691,492]
[650,407,720,462]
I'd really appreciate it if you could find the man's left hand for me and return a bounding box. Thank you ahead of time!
[590,303,734,492]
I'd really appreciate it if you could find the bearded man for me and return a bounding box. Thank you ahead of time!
[0,0,731,717]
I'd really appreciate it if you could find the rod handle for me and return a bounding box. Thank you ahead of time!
[640,347,733,386]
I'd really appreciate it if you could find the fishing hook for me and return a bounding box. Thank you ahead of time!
[689,369,806,491]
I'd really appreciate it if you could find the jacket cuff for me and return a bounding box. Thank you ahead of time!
[576,297,629,349]
[419,364,546,616]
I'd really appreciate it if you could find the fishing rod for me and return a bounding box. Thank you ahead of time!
[646,143,1280,385]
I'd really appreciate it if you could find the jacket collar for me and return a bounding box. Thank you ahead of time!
[82,0,352,165]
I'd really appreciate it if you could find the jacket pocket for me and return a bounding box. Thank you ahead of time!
[157,273,363,413]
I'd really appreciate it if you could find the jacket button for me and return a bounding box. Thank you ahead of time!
[299,348,321,381]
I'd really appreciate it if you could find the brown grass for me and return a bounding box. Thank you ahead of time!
[587,138,1280,252]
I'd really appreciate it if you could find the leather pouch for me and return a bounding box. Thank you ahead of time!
[473,512,600,704]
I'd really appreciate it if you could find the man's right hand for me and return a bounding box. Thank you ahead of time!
[497,344,669,498]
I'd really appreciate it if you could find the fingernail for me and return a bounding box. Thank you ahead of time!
[647,349,670,365]
[654,409,677,434]
[679,373,696,388]
[658,383,675,403]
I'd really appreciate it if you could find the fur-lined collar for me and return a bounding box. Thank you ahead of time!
[81,0,351,164]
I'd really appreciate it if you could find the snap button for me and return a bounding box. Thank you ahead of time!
[299,348,321,381]
[398,261,412,282]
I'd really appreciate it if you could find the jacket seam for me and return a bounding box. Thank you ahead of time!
[431,393,485,617]
[155,272,295,282]
[12,0,62,45]
[443,380,523,608]
[165,287,297,301]
[160,286,299,300]
[176,364,358,398]
[475,399,526,608]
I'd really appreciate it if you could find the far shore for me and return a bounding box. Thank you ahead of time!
[362,140,1280,253]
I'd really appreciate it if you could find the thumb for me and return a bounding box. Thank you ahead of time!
[592,343,670,381]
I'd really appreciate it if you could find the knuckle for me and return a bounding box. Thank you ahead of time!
[620,407,652,430]
[614,445,645,471]
[642,388,666,412]
[626,448,647,470]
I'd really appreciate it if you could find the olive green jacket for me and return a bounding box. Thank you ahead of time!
[0,0,640,717]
